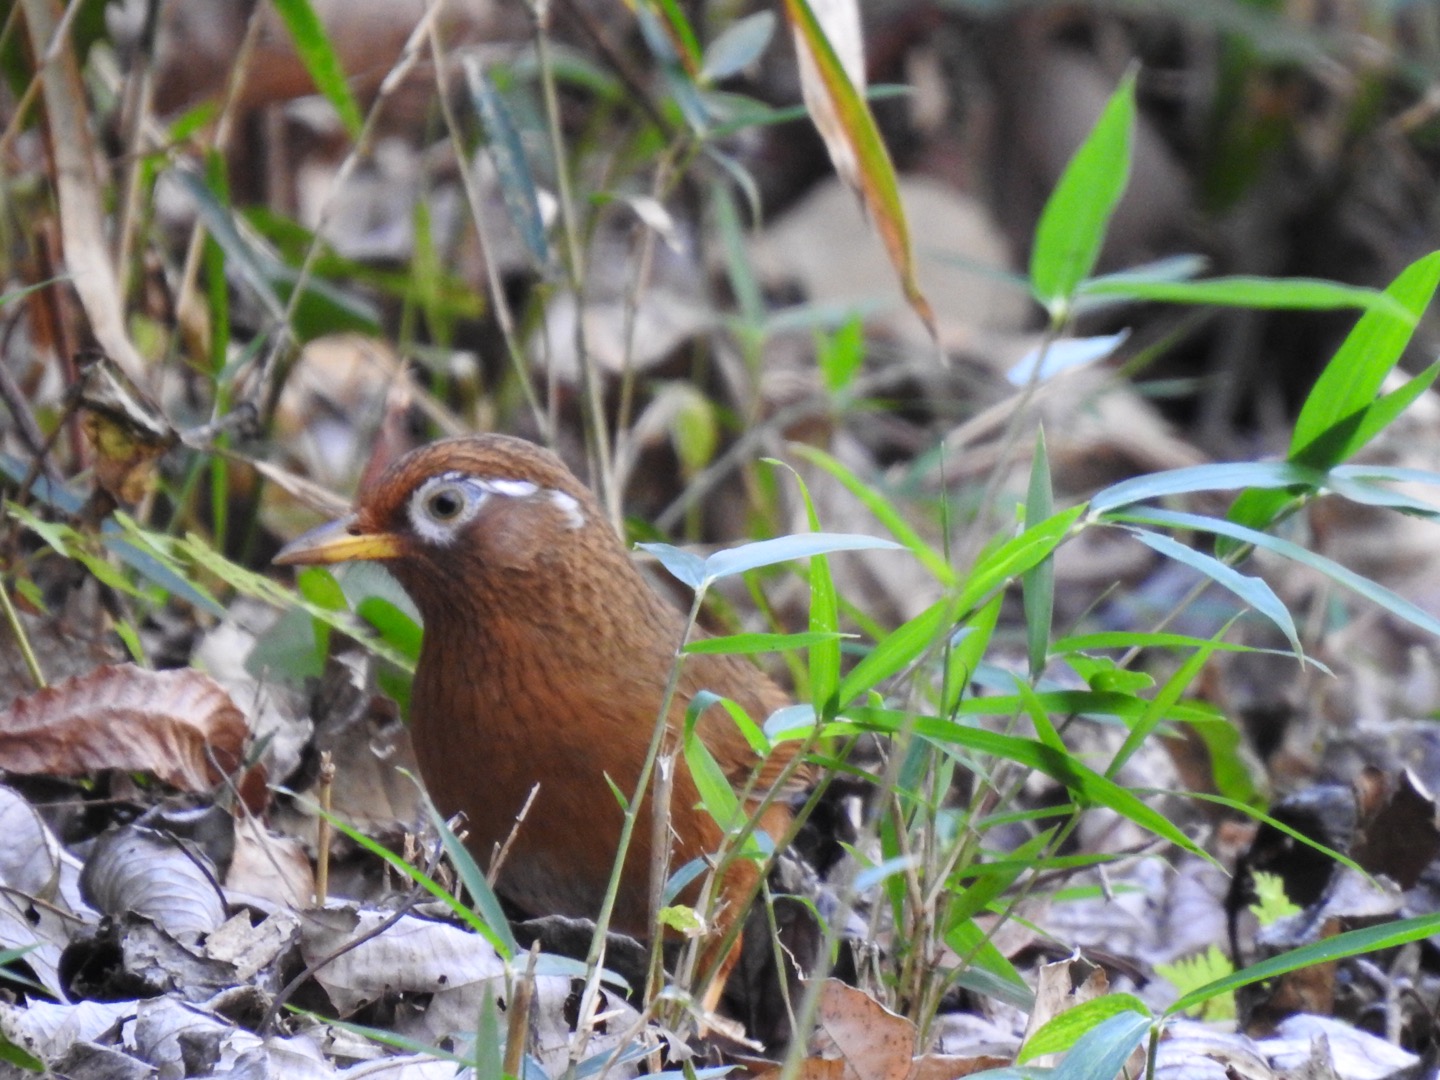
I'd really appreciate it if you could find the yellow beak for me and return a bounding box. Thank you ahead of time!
[273,516,405,566]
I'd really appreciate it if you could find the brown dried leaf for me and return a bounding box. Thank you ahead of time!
[0,664,264,804]
[1023,956,1109,1067]
[814,979,915,1080]
[1351,767,1440,889]
[800,981,1005,1080]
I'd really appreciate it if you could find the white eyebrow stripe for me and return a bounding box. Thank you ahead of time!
[549,490,584,529]
[484,478,539,498]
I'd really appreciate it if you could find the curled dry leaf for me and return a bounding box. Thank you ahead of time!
[0,786,62,899]
[299,905,506,1015]
[0,664,265,810]
[80,826,228,942]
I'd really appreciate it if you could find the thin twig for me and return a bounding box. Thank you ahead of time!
[315,751,335,905]
[503,941,541,1077]
[0,579,44,689]
[488,782,539,887]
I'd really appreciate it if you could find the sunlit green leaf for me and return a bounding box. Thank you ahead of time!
[1030,71,1135,316]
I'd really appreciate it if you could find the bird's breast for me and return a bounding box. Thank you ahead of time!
[407,629,673,930]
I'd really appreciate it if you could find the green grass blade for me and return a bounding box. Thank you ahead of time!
[1167,913,1440,1017]
[1030,71,1135,316]
[1122,527,1301,656]
[269,0,363,139]
[1022,429,1055,678]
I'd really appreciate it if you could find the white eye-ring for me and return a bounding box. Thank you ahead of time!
[409,474,485,544]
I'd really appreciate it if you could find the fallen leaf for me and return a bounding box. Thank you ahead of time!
[0,664,265,808]
[814,979,916,1080]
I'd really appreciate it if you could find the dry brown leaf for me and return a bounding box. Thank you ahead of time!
[0,664,265,808]
[814,979,916,1080]
[798,981,1009,1080]
[1022,956,1108,1068]
[225,816,314,910]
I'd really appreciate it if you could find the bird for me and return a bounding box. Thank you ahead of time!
[274,433,805,1027]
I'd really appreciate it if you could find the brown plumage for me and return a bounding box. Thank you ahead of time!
[275,434,802,1014]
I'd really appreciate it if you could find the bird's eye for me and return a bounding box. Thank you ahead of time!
[424,485,466,522]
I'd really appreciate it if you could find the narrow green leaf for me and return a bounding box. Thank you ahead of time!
[356,597,424,664]
[463,55,549,269]
[1117,507,1440,641]
[1030,71,1136,314]
[637,542,707,589]
[318,793,517,957]
[847,708,1211,861]
[1106,640,1218,779]
[957,506,1085,614]
[1077,274,1392,312]
[180,535,415,670]
[1167,913,1440,1017]
[1290,251,1440,458]
[102,531,227,617]
[837,597,955,709]
[683,630,843,656]
[946,830,1054,930]
[1122,527,1301,656]
[945,917,1033,1010]
[702,532,903,583]
[0,1033,42,1072]
[1226,252,1440,538]
[789,467,843,720]
[476,985,504,1080]
[1090,461,1326,514]
[784,0,935,332]
[650,0,703,69]
[701,11,776,81]
[683,691,762,853]
[415,796,519,959]
[1022,428,1055,678]
[1049,1011,1152,1080]
[269,0,363,139]
[1185,713,1264,809]
[943,594,1002,717]
[817,313,866,394]
[172,169,284,321]
[1055,630,1267,654]
[1013,677,1065,753]
[1336,359,1440,464]
[1019,993,1151,1062]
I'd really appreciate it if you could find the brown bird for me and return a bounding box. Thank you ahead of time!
[275,434,803,1021]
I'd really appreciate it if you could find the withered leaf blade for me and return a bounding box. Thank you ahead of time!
[75,351,177,508]
[0,664,263,803]
[80,825,227,943]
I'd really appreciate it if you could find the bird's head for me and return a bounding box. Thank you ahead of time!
[274,435,619,618]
